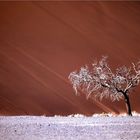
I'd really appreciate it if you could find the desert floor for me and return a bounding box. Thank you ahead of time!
[0,115,140,140]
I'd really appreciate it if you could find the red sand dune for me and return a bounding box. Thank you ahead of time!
[0,1,140,115]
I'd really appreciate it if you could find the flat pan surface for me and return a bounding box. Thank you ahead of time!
[0,116,140,140]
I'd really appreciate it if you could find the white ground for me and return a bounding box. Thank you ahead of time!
[0,115,140,140]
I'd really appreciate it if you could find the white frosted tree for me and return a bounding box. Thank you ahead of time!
[68,56,140,116]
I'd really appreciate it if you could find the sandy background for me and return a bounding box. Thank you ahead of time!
[0,1,140,115]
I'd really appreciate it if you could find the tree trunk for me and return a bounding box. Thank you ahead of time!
[123,92,132,116]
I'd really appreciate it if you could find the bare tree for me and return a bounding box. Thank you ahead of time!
[68,56,140,116]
